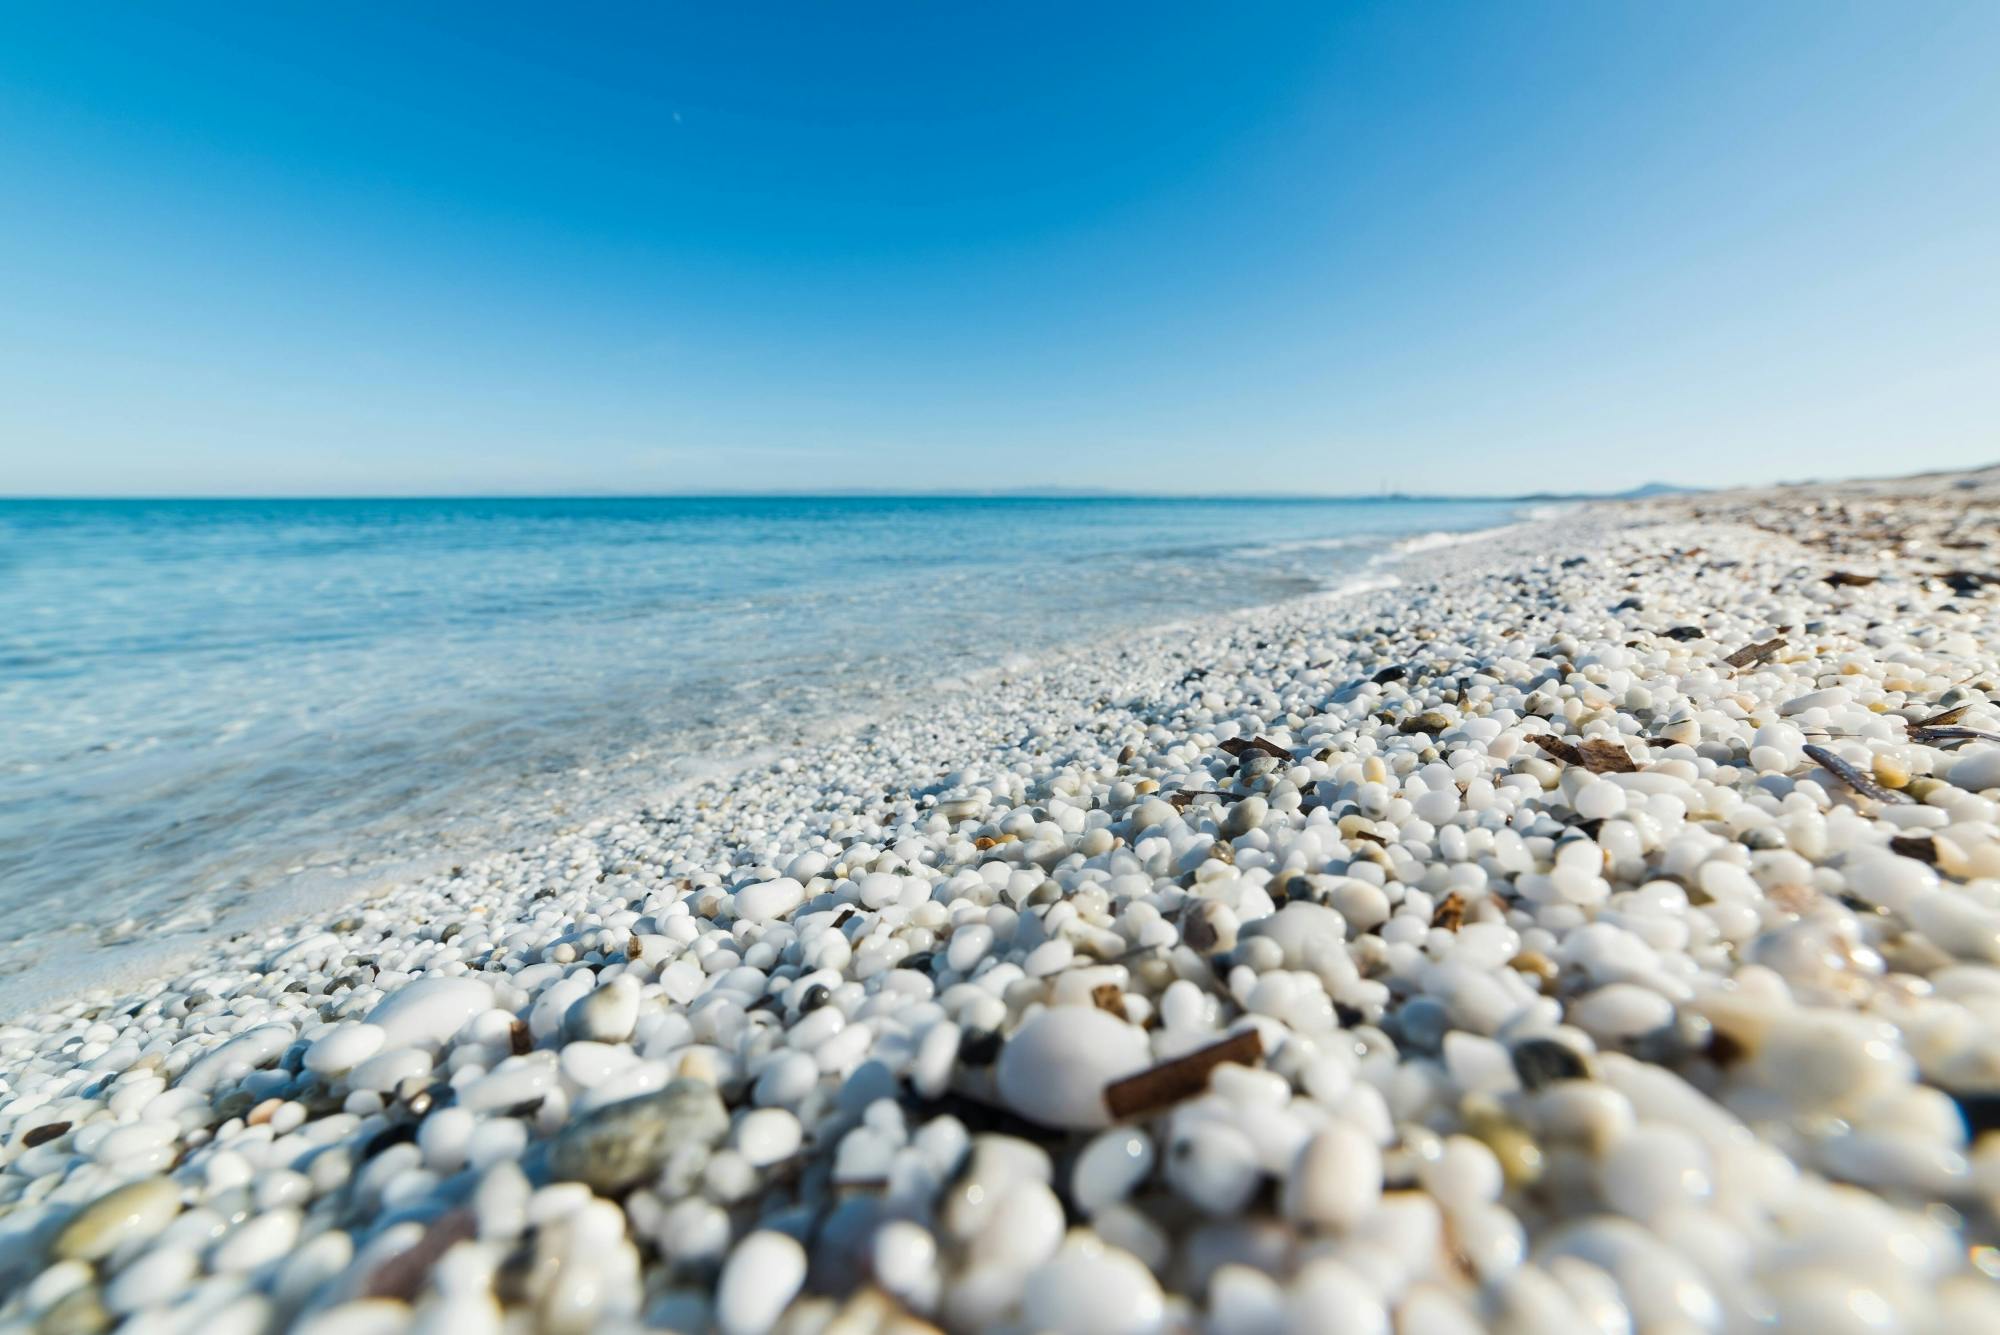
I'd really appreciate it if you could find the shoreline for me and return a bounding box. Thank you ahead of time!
[5,478,2000,1331]
[0,513,1529,1018]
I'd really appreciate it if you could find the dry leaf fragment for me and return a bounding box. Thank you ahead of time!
[1219,735,1292,761]
[1724,636,1786,669]
[1536,736,1585,766]
[1579,739,1638,774]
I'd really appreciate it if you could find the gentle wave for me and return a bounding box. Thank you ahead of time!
[0,494,1526,1002]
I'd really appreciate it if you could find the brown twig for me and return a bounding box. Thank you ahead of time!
[1104,1028,1264,1120]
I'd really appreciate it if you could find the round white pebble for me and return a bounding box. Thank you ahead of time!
[1022,1242,1166,1335]
[995,1006,1151,1129]
[716,1231,807,1335]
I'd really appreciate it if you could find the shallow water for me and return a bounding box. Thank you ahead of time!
[0,495,1518,998]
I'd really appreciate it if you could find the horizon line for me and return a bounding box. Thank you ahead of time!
[0,486,1664,504]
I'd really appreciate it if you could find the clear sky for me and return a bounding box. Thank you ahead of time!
[2,2,1996,497]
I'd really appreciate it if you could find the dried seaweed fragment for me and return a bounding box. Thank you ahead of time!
[1911,725,2000,747]
[1911,704,1970,729]
[1579,739,1639,774]
[1724,636,1786,669]
[1104,1027,1264,1119]
[1803,743,1911,804]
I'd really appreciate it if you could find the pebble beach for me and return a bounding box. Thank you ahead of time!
[7,469,2000,1335]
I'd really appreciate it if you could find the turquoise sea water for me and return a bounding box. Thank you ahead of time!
[0,495,1520,998]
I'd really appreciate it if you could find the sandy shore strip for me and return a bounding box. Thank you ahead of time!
[5,471,2000,1333]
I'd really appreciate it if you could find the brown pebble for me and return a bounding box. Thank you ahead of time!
[23,1120,71,1147]
[1090,983,1129,1021]
[1430,893,1466,932]
[1509,951,1558,985]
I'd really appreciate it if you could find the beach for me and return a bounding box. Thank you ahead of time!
[0,495,1524,1012]
[5,471,2000,1333]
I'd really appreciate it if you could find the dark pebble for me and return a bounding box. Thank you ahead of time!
[23,1120,71,1148]
[1510,1037,1596,1090]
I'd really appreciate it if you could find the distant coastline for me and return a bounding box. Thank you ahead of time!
[0,482,1691,503]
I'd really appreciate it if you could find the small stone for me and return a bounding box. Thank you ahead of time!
[1282,1123,1382,1230]
[366,976,495,1049]
[565,974,640,1043]
[734,1109,804,1168]
[177,1023,296,1093]
[716,1231,807,1335]
[1221,795,1268,839]
[1574,780,1626,822]
[1570,984,1675,1042]
[995,1006,1152,1130]
[1873,754,1912,790]
[23,1121,71,1148]
[1948,748,2000,793]
[1072,1128,1156,1215]
[304,1023,387,1078]
[39,1284,112,1335]
[1239,901,1348,970]
[733,877,807,923]
[54,1177,182,1262]
[550,1079,729,1193]
[1510,1037,1596,1090]
[1021,1241,1166,1335]
[1600,1124,1712,1221]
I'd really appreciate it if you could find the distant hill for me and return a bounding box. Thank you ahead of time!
[1506,480,1699,502]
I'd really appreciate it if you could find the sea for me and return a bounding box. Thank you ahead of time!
[0,495,1525,1008]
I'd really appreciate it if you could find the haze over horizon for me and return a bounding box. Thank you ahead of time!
[3,3,1997,498]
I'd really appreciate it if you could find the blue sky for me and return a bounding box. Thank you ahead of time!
[2,2,1996,496]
